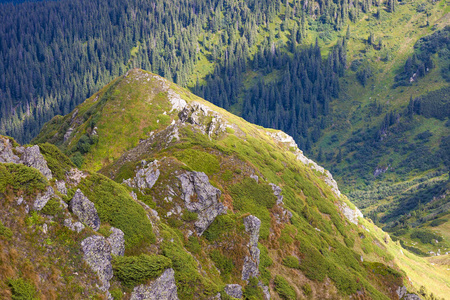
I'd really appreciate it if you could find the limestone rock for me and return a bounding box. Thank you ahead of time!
[21,145,53,180]
[65,168,87,186]
[177,171,226,235]
[64,218,85,233]
[242,215,261,281]
[224,284,242,299]
[258,282,270,300]
[81,235,113,291]
[33,186,55,211]
[124,160,160,192]
[0,136,20,163]
[250,174,259,183]
[56,180,67,195]
[266,131,341,197]
[178,102,228,137]
[107,227,125,256]
[339,202,363,225]
[69,189,100,231]
[130,268,178,300]
[396,286,407,299]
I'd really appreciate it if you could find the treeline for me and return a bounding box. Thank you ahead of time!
[394,26,450,87]
[0,0,392,143]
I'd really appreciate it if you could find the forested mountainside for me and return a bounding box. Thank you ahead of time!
[3,69,448,299]
[0,0,449,270]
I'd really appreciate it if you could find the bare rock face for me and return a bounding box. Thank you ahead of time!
[69,189,100,231]
[242,215,261,281]
[21,145,53,180]
[338,202,363,225]
[33,186,55,211]
[81,235,113,292]
[107,227,125,256]
[178,102,229,137]
[130,268,179,300]
[177,171,226,235]
[0,136,20,163]
[224,284,243,299]
[64,218,85,233]
[124,160,160,192]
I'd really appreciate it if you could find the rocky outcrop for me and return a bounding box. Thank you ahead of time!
[33,186,56,211]
[403,294,422,300]
[0,136,20,163]
[177,171,226,235]
[269,183,283,205]
[224,284,243,299]
[107,227,125,256]
[178,102,229,137]
[266,131,341,197]
[258,282,270,300]
[56,180,67,195]
[65,168,87,186]
[64,218,85,233]
[168,89,187,113]
[396,286,407,299]
[269,183,292,224]
[21,145,53,180]
[130,268,178,300]
[242,215,261,281]
[81,235,113,292]
[339,202,363,225]
[69,189,100,231]
[123,160,160,192]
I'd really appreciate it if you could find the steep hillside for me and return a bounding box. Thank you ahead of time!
[0,69,440,299]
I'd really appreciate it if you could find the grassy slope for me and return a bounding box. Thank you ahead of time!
[33,69,450,299]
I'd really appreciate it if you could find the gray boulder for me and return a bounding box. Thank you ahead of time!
[224,284,242,299]
[33,186,55,211]
[56,180,67,195]
[177,172,226,235]
[64,218,85,233]
[258,282,270,300]
[269,183,283,204]
[0,136,20,163]
[69,189,100,231]
[396,286,407,299]
[339,202,363,225]
[21,145,53,180]
[124,160,160,192]
[81,235,113,291]
[130,268,179,300]
[242,215,261,281]
[107,227,125,256]
[403,294,422,300]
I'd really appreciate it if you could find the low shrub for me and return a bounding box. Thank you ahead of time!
[203,214,237,241]
[282,255,300,269]
[8,278,37,300]
[40,197,63,215]
[112,254,172,287]
[209,249,233,277]
[0,220,13,240]
[274,275,296,300]
[302,283,312,296]
[38,143,75,180]
[1,163,48,195]
[173,149,220,175]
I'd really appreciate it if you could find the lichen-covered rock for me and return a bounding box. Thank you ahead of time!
[224,284,242,299]
[64,218,85,233]
[250,174,259,183]
[124,160,160,192]
[339,202,363,225]
[258,282,270,300]
[56,180,67,195]
[403,294,422,300]
[242,215,261,281]
[130,268,178,300]
[33,186,55,211]
[396,286,407,299]
[69,189,100,231]
[269,183,283,205]
[107,227,125,256]
[178,102,229,137]
[0,136,20,163]
[21,145,53,180]
[65,168,87,186]
[177,171,226,235]
[81,235,113,291]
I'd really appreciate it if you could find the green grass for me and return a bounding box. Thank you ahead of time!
[173,148,220,175]
[0,220,13,240]
[40,197,63,216]
[38,142,75,180]
[0,163,48,195]
[8,278,38,300]
[78,173,155,249]
[274,275,296,300]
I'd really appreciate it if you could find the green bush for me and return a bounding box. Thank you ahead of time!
[79,173,155,248]
[40,197,63,215]
[173,149,220,175]
[430,219,446,227]
[258,243,273,285]
[274,275,296,300]
[112,254,172,287]
[38,143,75,180]
[109,288,123,300]
[70,152,84,168]
[1,163,48,195]
[186,235,201,255]
[282,255,300,269]
[181,209,198,222]
[243,277,264,300]
[203,214,237,241]
[209,249,233,277]
[302,283,312,296]
[410,229,443,244]
[0,220,13,240]
[8,278,38,300]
